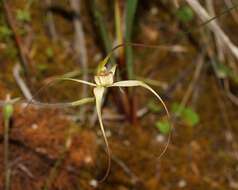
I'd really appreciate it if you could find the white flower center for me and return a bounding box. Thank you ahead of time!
[94,71,114,86]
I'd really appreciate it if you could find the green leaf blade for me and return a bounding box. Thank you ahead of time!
[182,107,200,126]
[155,121,171,135]
[172,102,200,127]
[176,6,194,23]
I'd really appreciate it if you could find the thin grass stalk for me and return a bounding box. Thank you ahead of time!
[125,0,138,79]
[89,0,116,125]
[125,0,138,124]
[45,0,58,42]
[114,0,131,118]
[90,0,115,65]
[43,128,74,190]
[43,151,66,190]
[2,0,30,77]
[115,0,124,61]
[4,117,10,190]
[3,95,13,190]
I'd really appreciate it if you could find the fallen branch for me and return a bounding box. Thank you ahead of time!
[185,0,238,60]
[3,0,30,75]
[13,64,33,101]
[205,0,225,63]
[69,0,89,119]
[224,79,238,106]
[224,0,238,25]
[45,0,58,42]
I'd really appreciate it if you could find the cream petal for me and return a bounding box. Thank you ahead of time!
[110,80,171,159]
[57,77,96,86]
[29,97,94,108]
[110,80,169,115]
[93,87,111,181]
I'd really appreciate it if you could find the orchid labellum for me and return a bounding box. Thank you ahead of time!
[29,49,171,181]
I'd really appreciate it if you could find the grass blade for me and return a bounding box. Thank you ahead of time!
[125,0,138,79]
[3,96,14,190]
[90,0,116,65]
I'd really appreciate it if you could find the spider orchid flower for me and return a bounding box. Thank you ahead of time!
[43,52,171,181]
[29,51,170,182]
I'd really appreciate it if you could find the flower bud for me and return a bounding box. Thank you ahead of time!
[3,103,13,121]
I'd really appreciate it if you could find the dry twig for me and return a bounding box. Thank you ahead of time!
[69,0,89,119]
[224,0,238,24]
[185,0,238,60]
[205,0,225,63]
[13,64,33,101]
[3,0,30,75]
[45,0,58,42]
[180,54,204,107]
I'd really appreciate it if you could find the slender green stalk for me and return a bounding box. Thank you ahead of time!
[3,97,13,190]
[43,127,75,190]
[90,0,116,65]
[125,0,138,79]
[125,0,138,124]
[43,150,66,190]
[4,118,10,190]
[93,4,111,52]
[114,0,126,72]
[115,0,123,50]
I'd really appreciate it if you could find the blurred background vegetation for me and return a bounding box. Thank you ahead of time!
[0,0,238,190]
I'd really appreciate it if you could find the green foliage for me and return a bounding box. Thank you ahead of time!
[91,0,137,77]
[125,0,138,79]
[232,75,238,84]
[19,28,28,36]
[147,99,162,113]
[91,0,115,65]
[183,108,199,126]
[3,45,17,59]
[213,61,238,83]
[213,62,232,79]
[0,26,12,39]
[155,121,171,135]
[3,103,13,121]
[46,47,54,59]
[91,0,111,52]
[176,5,194,23]
[37,63,48,72]
[16,9,31,23]
[172,102,199,126]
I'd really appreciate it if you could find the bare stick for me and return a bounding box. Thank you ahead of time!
[3,0,30,75]
[69,0,88,119]
[224,0,238,24]
[185,0,238,60]
[206,0,225,63]
[13,64,33,101]
[181,54,204,107]
[4,95,11,190]
[224,79,238,106]
[111,154,139,183]
[45,0,58,42]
